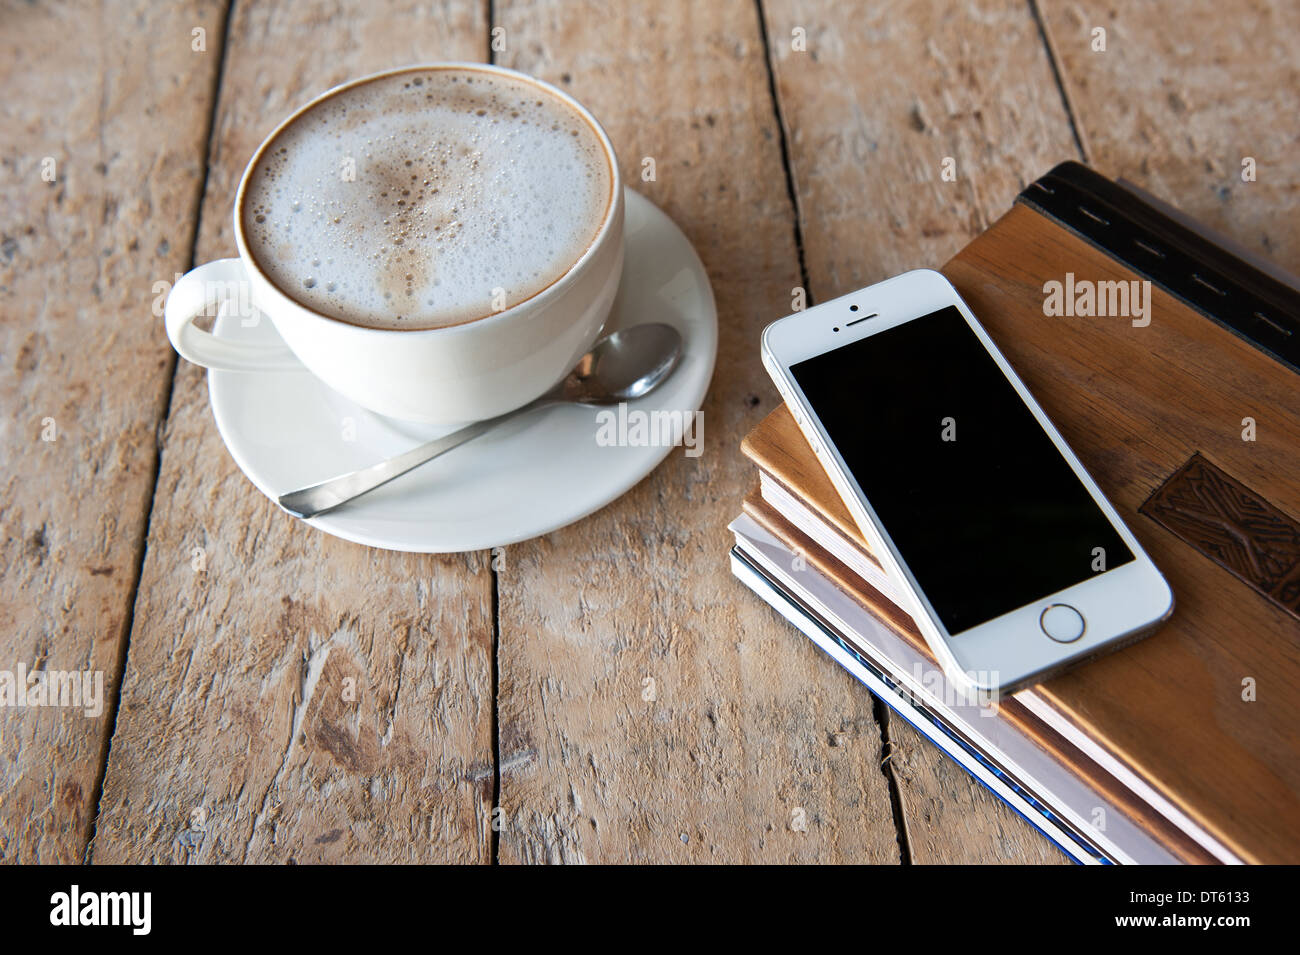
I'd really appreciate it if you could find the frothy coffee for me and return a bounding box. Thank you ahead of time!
[240,67,614,330]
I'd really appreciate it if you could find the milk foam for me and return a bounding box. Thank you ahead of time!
[241,68,614,330]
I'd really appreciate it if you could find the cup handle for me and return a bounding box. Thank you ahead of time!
[164,258,302,371]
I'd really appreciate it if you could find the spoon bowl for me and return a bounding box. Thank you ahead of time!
[560,322,684,404]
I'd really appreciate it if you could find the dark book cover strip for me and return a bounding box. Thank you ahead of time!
[1017,161,1300,375]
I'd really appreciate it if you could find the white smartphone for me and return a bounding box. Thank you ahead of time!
[761,269,1174,698]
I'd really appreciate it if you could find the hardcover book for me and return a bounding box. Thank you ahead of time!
[733,162,1300,864]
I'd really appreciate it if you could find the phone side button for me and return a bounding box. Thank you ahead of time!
[1039,604,1085,643]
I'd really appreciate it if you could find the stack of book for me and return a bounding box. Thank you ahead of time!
[732,405,1213,863]
[729,163,1300,865]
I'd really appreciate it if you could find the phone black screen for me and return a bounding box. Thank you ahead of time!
[789,306,1133,634]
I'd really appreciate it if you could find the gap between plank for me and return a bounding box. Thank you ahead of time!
[753,0,813,307]
[754,0,913,864]
[1028,0,1092,164]
[82,0,241,864]
[871,698,913,864]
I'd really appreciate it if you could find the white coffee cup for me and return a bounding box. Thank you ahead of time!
[164,63,624,425]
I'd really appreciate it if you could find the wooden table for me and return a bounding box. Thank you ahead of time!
[3,0,1296,864]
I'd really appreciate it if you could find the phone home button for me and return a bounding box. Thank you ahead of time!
[1039,604,1085,643]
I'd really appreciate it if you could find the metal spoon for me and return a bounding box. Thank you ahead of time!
[277,323,684,519]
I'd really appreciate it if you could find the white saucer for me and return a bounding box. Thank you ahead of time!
[207,189,717,553]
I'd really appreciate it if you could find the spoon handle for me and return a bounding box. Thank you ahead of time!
[278,399,548,519]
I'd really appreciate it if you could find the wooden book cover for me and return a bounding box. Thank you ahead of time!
[742,163,1300,864]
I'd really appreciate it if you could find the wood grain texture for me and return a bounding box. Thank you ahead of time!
[1038,0,1300,269]
[8,0,1283,865]
[89,0,497,863]
[760,0,1081,862]
[490,0,904,863]
[0,0,227,864]
[763,0,1082,289]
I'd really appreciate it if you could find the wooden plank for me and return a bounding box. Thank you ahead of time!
[760,0,1080,862]
[491,0,904,863]
[0,0,227,864]
[1038,0,1300,268]
[89,0,496,863]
